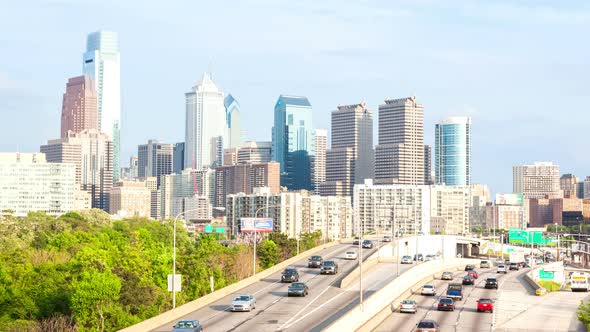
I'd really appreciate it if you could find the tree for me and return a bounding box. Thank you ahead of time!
[257,240,281,269]
[71,271,121,331]
[579,299,590,328]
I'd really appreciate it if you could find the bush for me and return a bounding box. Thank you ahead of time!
[578,299,590,329]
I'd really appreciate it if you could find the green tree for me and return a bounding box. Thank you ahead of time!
[257,240,281,269]
[578,299,590,329]
[71,271,121,331]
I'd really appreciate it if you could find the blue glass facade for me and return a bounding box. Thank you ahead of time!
[435,118,471,185]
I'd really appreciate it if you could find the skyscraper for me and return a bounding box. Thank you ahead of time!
[271,95,315,190]
[424,145,433,185]
[322,102,374,197]
[513,162,561,199]
[435,117,471,186]
[313,129,327,194]
[83,30,121,181]
[137,140,173,187]
[60,75,98,138]
[375,96,424,185]
[224,94,242,149]
[173,142,185,174]
[237,141,272,164]
[185,72,227,170]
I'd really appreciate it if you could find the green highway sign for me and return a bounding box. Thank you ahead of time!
[204,225,213,233]
[215,227,225,233]
[539,269,554,280]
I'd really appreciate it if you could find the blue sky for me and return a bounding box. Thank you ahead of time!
[1,0,589,194]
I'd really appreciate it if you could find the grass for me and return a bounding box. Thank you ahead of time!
[538,280,561,292]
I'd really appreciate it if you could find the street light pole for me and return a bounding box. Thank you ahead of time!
[252,204,281,277]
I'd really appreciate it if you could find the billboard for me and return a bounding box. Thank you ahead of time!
[240,218,273,233]
[496,193,524,205]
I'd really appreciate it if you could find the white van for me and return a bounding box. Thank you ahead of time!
[497,264,507,274]
[571,273,589,292]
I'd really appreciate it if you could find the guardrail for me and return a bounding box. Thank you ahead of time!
[118,239,346,332]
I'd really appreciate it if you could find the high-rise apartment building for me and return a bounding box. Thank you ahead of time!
[560,174,580,198]
[60,75,98,138]
[214,162,280,207]
[513,162,561,199]
[424,145,432,185]
[159,168,216,221]
[584,177,590,199]
[375,96,424,185]
[41,129,113,211]
[223,148,238,166]
[301,194,353,240]
[430,185,470,235]
[322,102,374,197]
[238,141,272,164]
[109,180,151,217]
[224,94,242,149]
[137,140,173,187]
[313,129,327,194]
[0,153,77,217]
[83,30,121,181]
[173,142,185,174]
[272,95,315,190]
[185,72,227,170]
[435,117,471,185]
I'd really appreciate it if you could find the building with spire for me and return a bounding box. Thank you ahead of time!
[224,94,242,149]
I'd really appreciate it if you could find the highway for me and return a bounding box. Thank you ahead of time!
[151,240,412,332]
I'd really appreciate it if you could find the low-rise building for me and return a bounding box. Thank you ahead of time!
[109,180,151,217]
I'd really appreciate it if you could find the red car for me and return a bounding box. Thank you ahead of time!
[477,298,494,313]
[467,270,478,279]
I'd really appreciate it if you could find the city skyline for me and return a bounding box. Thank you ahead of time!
[1,1,590,194]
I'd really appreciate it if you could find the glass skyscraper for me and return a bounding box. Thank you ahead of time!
[435,117,471,185]
[272,95,315,190]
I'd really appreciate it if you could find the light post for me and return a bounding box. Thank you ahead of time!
[252,204,281,277]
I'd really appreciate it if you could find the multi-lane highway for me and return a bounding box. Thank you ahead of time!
[151,239,412,332]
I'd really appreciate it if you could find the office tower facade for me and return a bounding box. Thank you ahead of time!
[173,142,185,174]
[353,179,430,235]
[375,96,424,185]
[60,75,98,138]
[223,148,238,166]
[224,94,242,149]
[185,72,227,170]
[430,185,470,235]
[137,140,173,187]
[513,162,561,199]
[585,177,590,199]
[301,194,353,240]
[144,176,160,219]
[313,129,327,194]
[83,30,121,181]
[109,180,151,217]
[159,168,216,221]
[322,102,374,197]
[272,95,315,190]
[129,156,138,178]
[560,174,580,198]
[424,145,432,185]
[238,141,272,164]
[214,162,280,207]
[435,117,471,186]
[0,153,77,217]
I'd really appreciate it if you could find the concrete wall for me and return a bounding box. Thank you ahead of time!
[375,235,458,259]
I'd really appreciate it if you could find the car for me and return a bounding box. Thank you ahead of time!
[484,277,498,289]
[344,250,358,260]
[480,260,491,268]
[421,284,436,296]
[467,270,478,279]
[497,264,507,273]
[437,297,455,311]
[441,271,454,280]
[320,260,338,275]
[383,235,392,242]
[477,298,494,313]
[509,262,520,271]
[414,253,424,261]
[308,255,323,268]
[401,255,413,264]
[399,299,417,313]
[172,320,203,332]
[362,239,373,249]
[465,264,476,271]
[462,275,475,285]
[416,319,439,332]
[425,254,435,261]
[353,237,361,245]
[287,282,309,297]
[281,267,299,282]
[230,294,256,312]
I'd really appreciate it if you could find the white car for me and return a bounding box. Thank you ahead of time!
[421,284,436,296]
[383,236,392,242]
[424,254,435,261]
[399,299,417,313]
[231,294,256,312]
[401,255,413,264]
[497,264,507,274]
[345,251,358,260]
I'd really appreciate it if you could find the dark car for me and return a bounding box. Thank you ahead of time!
[485,277,498,289]
[281,267,299,283]
[509,262,520,271]
[308,255,323,268]
[437,297,455,311]
[414,253,424,261]
[287,282,309,297]
[462,275,475,285]
[362,239,373,249]
[353,237,361,245]
[465,264,476,271]
[172,320,203,332]
[320,260,339,275]
[416,319,439,332]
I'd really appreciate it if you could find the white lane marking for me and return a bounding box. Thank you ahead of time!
[277,282,336,330]
[253,278,282,295]
[278,291,348,331]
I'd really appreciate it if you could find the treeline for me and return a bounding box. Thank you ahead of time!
[0,210,323,331]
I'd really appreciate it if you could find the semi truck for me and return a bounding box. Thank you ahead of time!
[509,251,526,267]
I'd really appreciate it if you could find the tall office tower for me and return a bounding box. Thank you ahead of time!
[173,142,185,174]
[321,102,373,197]
[585,177,590,199]
[435,117,471,185]
[83,30,121,181]
[375,96,424,185]
[513,162,561,199]
[312,129,327,194]
[159,168,216,221]
[238,141,272,164]
[41,129,113,211]
[560,174,579,198]
[137,140,173,187]
[272,95,315,190]
[185,72,227,170]
[60,75,98,138]
[224,94,242,149]
[129,156,138,178]
[214,162,280,207]
[424,145,432,185]
[0,153,77,217]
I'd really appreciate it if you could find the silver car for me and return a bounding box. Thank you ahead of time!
[231,294,256,312]
[401,255,413,264]
[172,320,203,332]
[421,284,436,296]
[399,299,417,313]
